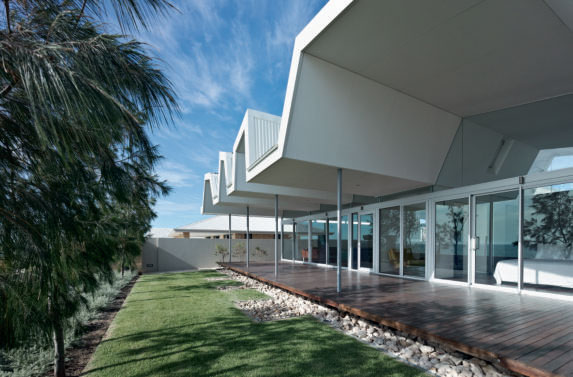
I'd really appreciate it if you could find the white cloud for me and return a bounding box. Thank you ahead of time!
[154,199,199,215]
[136,1,260,113]
[156,161,199,188]
[264,0,322,81]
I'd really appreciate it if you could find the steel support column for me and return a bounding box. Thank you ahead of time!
[246,206,250,268]
[337,168,342,293]
[274,194,279,277]
[228,213,232,263]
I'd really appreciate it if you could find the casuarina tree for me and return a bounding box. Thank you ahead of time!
[0,1,176,376]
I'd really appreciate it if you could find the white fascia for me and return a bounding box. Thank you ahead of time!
[215,153,328,212]
[229,110,353,203]
[245,0,355,182]
[201,173,306,217]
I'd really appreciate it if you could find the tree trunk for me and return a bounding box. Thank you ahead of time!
[53,321,66,377]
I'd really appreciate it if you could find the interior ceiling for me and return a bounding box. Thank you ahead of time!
[249,158,429,197]
[305,0,573,117]
[467,94,573,150]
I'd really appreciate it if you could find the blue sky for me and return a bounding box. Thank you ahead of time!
[135,0,328,228]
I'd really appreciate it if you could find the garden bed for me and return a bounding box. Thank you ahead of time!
[49,275,139,377]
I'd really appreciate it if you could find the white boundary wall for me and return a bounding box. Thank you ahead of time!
[142,238,277,273]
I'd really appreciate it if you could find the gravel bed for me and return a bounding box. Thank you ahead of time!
[219,269,520,377]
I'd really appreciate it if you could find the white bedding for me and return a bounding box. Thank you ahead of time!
[494,259,573,288]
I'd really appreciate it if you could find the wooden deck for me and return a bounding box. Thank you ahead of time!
[222,262,573,377]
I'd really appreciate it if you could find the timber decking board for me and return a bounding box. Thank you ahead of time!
[222,262,573,377]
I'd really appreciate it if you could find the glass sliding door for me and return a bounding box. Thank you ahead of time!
[327,216,349,267]
[474,191,519,286]
[351,213,358,269]
[282,224,294,260]
[296,221,308,262]
[359,214,374,269]
[379,206,400,275]
[327,218,337,266]
[311,219,327,264]
[523,184,573,295]
[435,198,469,282]
[341,216,348,267]
[404,203,427,278]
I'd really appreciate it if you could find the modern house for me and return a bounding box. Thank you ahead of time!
[200,1,573,375]
[203,0,573,298]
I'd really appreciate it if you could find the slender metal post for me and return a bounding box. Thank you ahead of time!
[228,214,232,263]
[518,186,524,292]
[246,206,250,268]
[337,168,342,293]
[275,194,279,277]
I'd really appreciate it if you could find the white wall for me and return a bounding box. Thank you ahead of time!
[142,238,278,273]
[284,53,461,184]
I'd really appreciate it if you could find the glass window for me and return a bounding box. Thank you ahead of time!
[341,216,348,267]
[360,214,374,269]
[282,224,293,260]
[523,184,573,295]
[296,221,308,262]
[379,207,400,275]
[474,191,519,286]
[329,215,349,267]
[436,95,573,190]
[311,219,327,264]
[327,218,337,266]
[435,198,469,282]
[351,213,358,269]
[403,203,426,278]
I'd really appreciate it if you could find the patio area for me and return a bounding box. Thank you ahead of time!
[222,262,573,377]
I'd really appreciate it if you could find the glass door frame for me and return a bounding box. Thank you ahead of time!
[357,211,374,271]
[375,199,430,280]
[430,195,472,286]
[469,189,522,293]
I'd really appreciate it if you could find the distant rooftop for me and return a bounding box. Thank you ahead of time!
[175,215,292,236]
[146,228,175,238]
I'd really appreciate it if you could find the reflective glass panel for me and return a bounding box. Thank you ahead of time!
[352,213,358,269]
[311,219,327,264]
[296,221,308,262]
[403,203,426,278]
[474,191,519,286]
[435,198,469,282]
[360,214,374,269]
[523,184,573,295]
[379,207,400,275]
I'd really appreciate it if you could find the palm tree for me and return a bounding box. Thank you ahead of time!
[0,1,176,376]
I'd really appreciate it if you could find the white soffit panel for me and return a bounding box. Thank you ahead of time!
[305,0,573,116]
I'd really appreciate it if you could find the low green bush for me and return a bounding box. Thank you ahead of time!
[0,271,136,377]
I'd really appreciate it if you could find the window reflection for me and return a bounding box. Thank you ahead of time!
[360,214,374,269]
[311,219,327,264]
[435,199,469,282]
[403,203,426,278]
[523,185,573,294]
[379,207,400,275]
[296,221,308,262]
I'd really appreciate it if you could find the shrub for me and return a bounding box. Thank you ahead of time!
[214,244,228,262]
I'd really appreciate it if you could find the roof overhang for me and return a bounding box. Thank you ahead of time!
[242,0,573,199]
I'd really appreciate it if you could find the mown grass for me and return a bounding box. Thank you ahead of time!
[84,270,427,377]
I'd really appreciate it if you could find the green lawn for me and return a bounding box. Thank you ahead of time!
[84,270,427,377]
